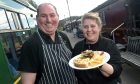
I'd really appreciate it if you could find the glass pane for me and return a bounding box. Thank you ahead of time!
[27,15,36,29]
[20,14,29,29]
[12,13,22,29]
[6,11,16,30]
[0,8,10,29]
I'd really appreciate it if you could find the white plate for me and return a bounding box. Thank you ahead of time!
[69,51,110,70]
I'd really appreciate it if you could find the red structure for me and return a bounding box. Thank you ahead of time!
[90,0,140,44]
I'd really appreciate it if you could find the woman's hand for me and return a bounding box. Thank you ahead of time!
[99,63,114,77]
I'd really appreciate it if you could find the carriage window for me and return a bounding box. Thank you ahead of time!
[0,8,10,29]
[0,33,9,52]
[27,15,36,29]
[100,11,106,26]
[12,13,22,29]
[6,11,22,30]
[20,14,29,29]
[6,11,16,30]
[135,14,140,28]
[13,30,30,50]
[0,32,18,69]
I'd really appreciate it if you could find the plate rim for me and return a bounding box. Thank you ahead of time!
[69,51,110,70]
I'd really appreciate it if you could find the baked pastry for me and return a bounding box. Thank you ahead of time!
[73,50,105,68]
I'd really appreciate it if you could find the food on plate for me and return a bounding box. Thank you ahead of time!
[73,50,105,68]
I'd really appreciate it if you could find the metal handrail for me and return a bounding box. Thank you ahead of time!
[111,22,124,35]
[111,22,124,42]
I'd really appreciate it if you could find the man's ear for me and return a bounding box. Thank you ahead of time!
[36,15,38,20]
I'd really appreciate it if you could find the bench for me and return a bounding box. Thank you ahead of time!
[120,36,140,68]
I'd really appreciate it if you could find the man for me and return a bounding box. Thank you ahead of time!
[18,3,77,84]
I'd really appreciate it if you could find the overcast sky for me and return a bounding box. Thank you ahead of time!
[33,0,107,20]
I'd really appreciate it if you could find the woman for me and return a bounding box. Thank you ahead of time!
[73,12,122,84]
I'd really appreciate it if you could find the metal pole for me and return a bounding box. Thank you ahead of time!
[66,0,72,31]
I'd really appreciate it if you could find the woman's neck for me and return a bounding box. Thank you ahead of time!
[86,36,100,44]
[86,39,98,44]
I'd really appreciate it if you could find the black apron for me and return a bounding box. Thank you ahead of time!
[37,31,77,84]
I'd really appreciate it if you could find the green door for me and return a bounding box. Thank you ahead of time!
[0,40,14,84]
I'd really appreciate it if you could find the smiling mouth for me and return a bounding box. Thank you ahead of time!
[45,23,53,27]
[87,33,94,36]
[45,23,51,25]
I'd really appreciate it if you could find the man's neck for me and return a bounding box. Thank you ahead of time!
[50,33,55,42]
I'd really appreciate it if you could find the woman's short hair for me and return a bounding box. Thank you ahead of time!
[81,12,102,28]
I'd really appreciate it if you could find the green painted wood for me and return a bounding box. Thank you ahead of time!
[0,40,14,84]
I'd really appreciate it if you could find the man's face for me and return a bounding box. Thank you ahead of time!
[36,4,59,35]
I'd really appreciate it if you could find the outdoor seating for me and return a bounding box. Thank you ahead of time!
[121,36,140,68]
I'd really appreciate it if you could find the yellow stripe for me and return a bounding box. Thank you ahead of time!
[14,76,21,84]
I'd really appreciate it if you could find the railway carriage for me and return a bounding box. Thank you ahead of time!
[0,0,37,83]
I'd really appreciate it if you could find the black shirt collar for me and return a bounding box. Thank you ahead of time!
[83,36,102,50]
[84,36,101,45]
[38,29,61,44]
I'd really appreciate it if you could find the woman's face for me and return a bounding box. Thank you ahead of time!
[82,19,101,43]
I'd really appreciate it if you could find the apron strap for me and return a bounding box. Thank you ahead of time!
[36,29,46,45]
